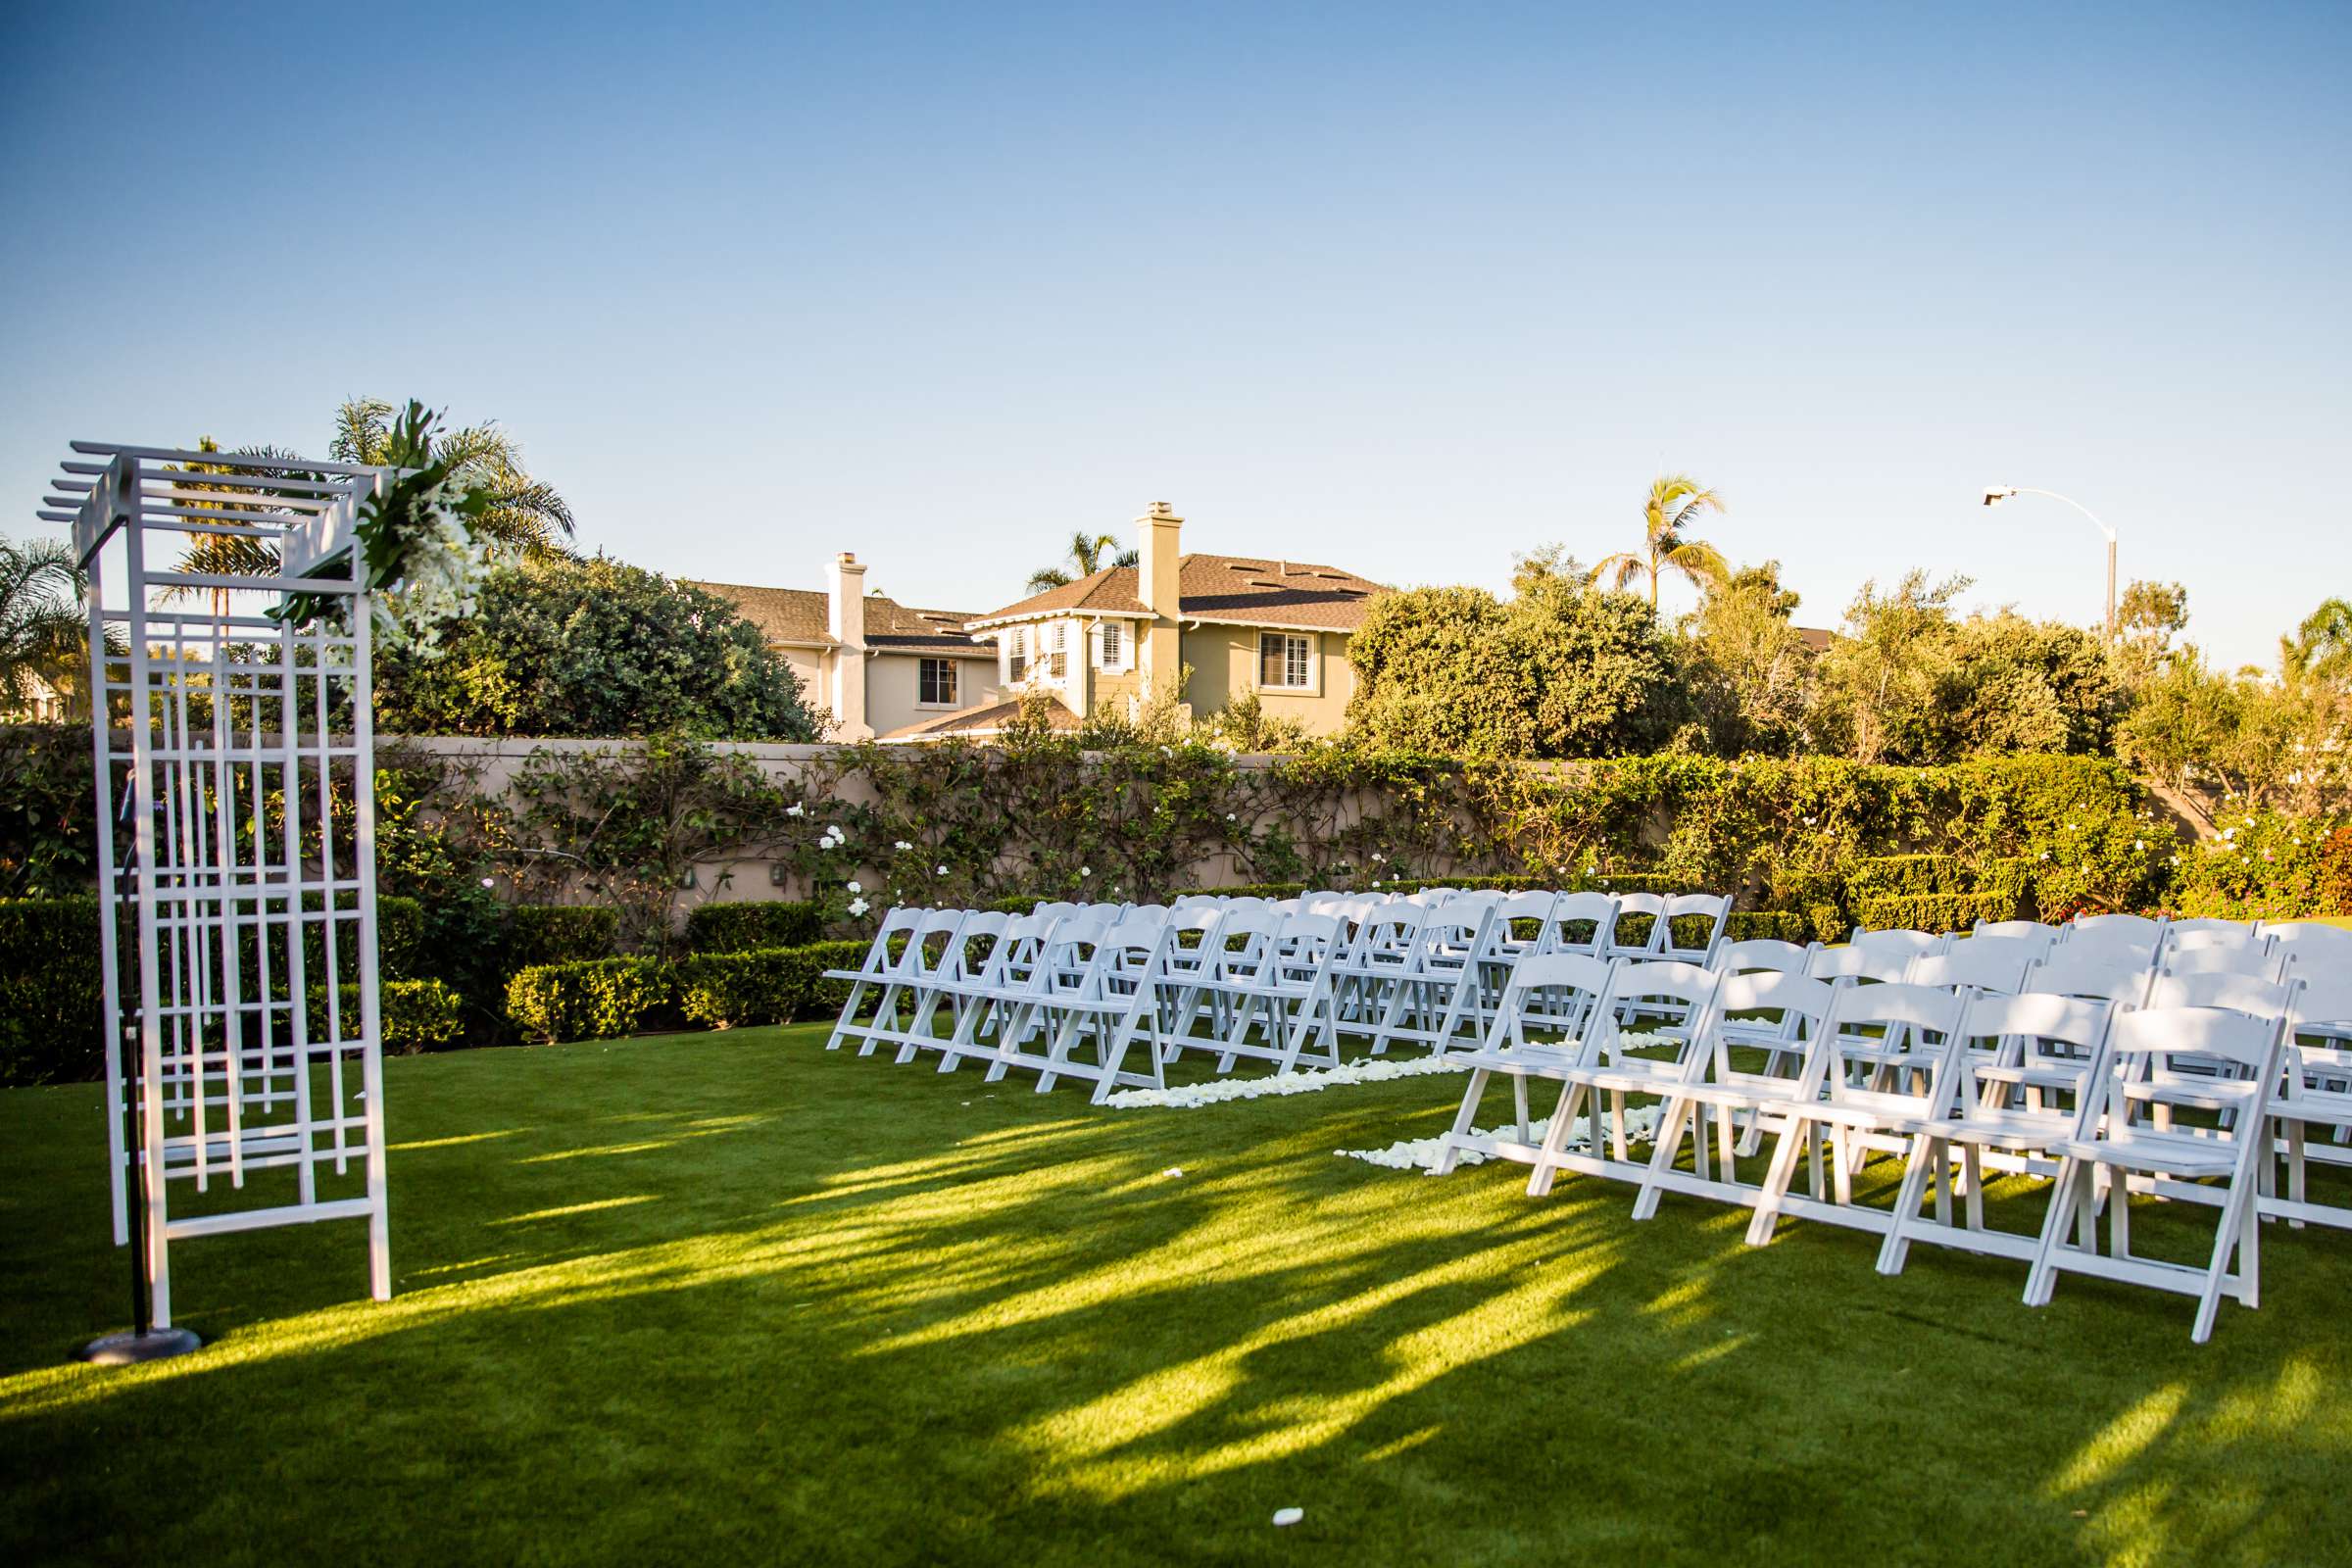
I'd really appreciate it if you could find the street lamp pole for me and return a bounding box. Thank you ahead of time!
[1983,486,2117,642]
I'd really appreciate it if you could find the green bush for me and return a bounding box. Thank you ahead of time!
[1845,855,1972,901]
[1976,858,2038,920]
[677,939,871,1029]
[505,905,620,969]
[375,897,426,980]
[2166,809,2343,921]
[1852,891,2020,935]
[505,956,676,1045]
[685,902,822,954]
[0,896,105,1086]
[1725,910,1811,944]
[307,978,467,1054]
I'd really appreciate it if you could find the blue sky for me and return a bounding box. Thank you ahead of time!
[3,1,2345,667]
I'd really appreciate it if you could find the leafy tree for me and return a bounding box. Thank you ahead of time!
[1346,581,1689,757]
[372,555,819,741]
[1812,571,1971,762]
[1025,531,1138,594]
[330,397,573,557]
[0,536,86,717]
[1680,560,1815,755]
[2283,597,2352,687]
[1589,474,1728,608]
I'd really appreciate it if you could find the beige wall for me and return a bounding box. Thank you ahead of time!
[865,651,1000,736]
[1181,625,1355,736]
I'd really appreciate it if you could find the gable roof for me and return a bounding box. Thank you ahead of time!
[967,555,1387,633]
[686,580,990,653]
[879,697,1083,742]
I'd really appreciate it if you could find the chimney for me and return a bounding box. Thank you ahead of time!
[827,552,869,739]
[1136,503,1183,701]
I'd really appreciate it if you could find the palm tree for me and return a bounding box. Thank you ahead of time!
[330,397,573,556]
[1025,531,1138,595]
[1588,474,1729,609]
[0,536,88,716]
[2282,597,2352,686]
[170,439,322,585]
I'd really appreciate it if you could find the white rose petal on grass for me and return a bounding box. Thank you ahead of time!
[1160,1166,1184,1178]
[1272,1509,1303,1528]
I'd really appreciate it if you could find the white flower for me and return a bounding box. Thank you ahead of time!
[895,840,912,852]
[1371,853,1384,862]
[2037,852,2050,861]
[847,897,869,917]
[935,864,948,876]
[786,804,805,817]
[1226,812,1237,821]
[846,880,862,895]
[479,877,494,889]
[2134,840,2144,851]
[1080,867,1093,878]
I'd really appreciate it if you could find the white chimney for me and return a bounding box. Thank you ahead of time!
[827,552,869,739]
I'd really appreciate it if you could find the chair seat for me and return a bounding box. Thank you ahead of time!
[1891,1105,2073,1151]
[2274,1086,2352,1127]
[2050,1128,2241,1177]
[1460,1043,1587,1077]
[1569,1057,1690,1095]
[1769,1086,1936,1128]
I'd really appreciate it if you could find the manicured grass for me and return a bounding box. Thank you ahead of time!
[5,1029,2351,1567]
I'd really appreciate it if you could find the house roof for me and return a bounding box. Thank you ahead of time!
[879,697,1083,742]
[686,580,990,653]
[967,555,1388,632]
[1794,625,1838,654]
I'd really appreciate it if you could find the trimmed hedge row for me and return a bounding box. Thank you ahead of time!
[1851,891,2022,936]
[506,940,869,1045]
[684,901,823,954]
[505,904,620,969]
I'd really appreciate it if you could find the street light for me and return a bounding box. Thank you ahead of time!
[1983,486,2117,642]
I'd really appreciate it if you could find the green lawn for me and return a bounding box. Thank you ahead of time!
[4,1028,2350,1567]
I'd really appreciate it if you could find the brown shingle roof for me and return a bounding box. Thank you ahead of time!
[968,555,1387,632]
[686,580,990,652]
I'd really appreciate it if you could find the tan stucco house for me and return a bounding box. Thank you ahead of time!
[689,557,1001,740]
[926,504,1387,739]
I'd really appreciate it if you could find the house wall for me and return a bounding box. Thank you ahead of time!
[866,651,1001,736]
[1180,626,1355,736]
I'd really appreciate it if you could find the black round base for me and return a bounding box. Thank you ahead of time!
[76,1327,202,1365]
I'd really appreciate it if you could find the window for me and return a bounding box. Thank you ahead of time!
[917,658,958,708]
[1007,628,1027,683]
[1044,622,1068,680]
[1097,621,1123,669]
[1259,632,1312,690]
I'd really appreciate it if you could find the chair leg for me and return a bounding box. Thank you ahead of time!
[1744,1120,1809,1247]
[1433,1068,1494,1177]
[1527,1083,1585,1199]
[2025,1157,2088,1308]
[1631,1097,1695,1222]
[1877,1135,1938,1275]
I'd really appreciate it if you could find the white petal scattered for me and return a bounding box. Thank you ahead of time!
[1160,1166,1184,1177]
[1102,1053,1474,1108]
[1272,1508,1303,1527]
[1337,1102,1664,1172]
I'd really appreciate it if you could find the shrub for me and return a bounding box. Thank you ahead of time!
[0,896,105,1086]
[375,897,426,980]
[676,939,871,1028]
[1852,891,2019,935]
[2167,809,2340,921]
[1845,855,1972,901]
[1725,910,1811,944]
[685,902,822,954]
[2322,826,2352,918]
[307,979,466,1054]
[505,905,621,969]
[1975,858,2038,920]
[505,956,675,1045]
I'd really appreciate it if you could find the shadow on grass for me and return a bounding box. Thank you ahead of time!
[2,1026,2348,1566]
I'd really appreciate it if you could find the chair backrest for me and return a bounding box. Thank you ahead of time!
[2025,949,2158,1003]
[2162,925,2270,958]
[1703,968,1837,1078]
[1807,945,1916,983]
[1031,901,1080,924]
[2164,917,2250,935]
[1603,892,1666,959]
[1659,893,1731,963]
[2072,911,2166,942]
[2163,945,2287,983]
[1591,959,1723,1062]
[1487,952,1617,1052]
[2290,969,2352,1037]
[2053,933,2158,974]
[1544,892,1618,957]
[1909,935,2043,995]
[1348,903,1429,969]
[1933,991,2114,1118]
[1846,927,1947,961]
[906,907,968,972]
[1711,937,1818,975]
[2144,970,2300,1020]
[2261,920,2352,960]
[1813,981,1971,1090]
[850,906,926,978]
[2090,1006,2288,1125]
[1975,918,2062,943]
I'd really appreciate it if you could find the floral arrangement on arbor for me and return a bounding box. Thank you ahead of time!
[270,401,491,654]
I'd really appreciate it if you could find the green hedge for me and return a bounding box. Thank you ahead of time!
[511,940,872,1043]
[678,941,870,1029]
[684,902,823,954]
[306,978,467,1054]
[505,956,675,1046]
[1724,910,1811,944]
[1852,891,2021,936]
[505,904,620,969]
[1844,855,1972,901]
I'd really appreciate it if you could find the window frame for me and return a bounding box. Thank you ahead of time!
[916,657,959,709]
[1044,621,1068,681]
[1258,631,1314,692]
[1006,627,1028,684]
[1095,619,1128,671]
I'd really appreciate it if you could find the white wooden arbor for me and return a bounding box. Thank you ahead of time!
[42,442,397,1353]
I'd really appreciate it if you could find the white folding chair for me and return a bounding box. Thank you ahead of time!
[2267,970,2352,1231]
[889,910,1005,1063]
[2161,943,2291,985]
[1524,962,1728,1198]
[1602,893,1669,961]
[1326,903,1431,1048]
[1630,968,1840,1217]
[2025,948,2159,1004]
[1711,938,1820,975]
[1363,899,1497,1054]
[1840,927,1950,965]
[1657,893,1731,965]
[1542,892,1619,959]
[1909,936,2042,996]
[1433,953,1619,1175]
[2072,912,2169,945]
[933,909,1063,1073]
[1875,992,2118,1276]
[2261,920,2352,966]
[987,912,1174,1102]
[1741,982,1973,1244]
[1976,918,2063,945]
[2024,1004,2293,1343]
[858,908,970,1058]
[822,906,925,1051]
